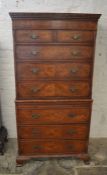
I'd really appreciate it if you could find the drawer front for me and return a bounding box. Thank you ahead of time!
[16,62,91,80]
[15,30,53,43]
[17,81,91,99]
[57,31,95,43]
[17,106,90,124]
[13,20,97,30]
[16,45,93,61]
[18,124,89,139]
[19,140,88,155]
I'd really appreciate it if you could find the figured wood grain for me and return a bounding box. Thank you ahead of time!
[57,31,95,43]
[15,30,53,43]
[9,12,101,164]
[18,124,89,139]
[19,139,88,155]
[17,81,91,99]
[16,62,91,80]
[16,105,90,124]
[16,45,93,61]
[12,20,98,30]
[15,30,95,43]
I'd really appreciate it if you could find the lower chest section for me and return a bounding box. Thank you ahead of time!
[16,101,91,156]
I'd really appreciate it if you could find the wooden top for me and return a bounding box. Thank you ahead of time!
[9,12,101,21]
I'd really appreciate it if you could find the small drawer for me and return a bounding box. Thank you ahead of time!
[17,81,91,99]
[17,104,91,124]
[16,62,91,80]
[15,30,53,43]
[16,45,93,61]
[19,139,88,155]
[57,31,95,43]
[18,124,89,139]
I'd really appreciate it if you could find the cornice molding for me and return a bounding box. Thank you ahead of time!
[9,12,101,21]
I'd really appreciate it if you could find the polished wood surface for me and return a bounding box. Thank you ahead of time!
[19,139,88,155]
[12,20,98,30]
[16,105,91,124]
[16,62,91,80]
[9,12,101,20]
[17,81,91,99]
[10,12,101,165]
[16,45,93,61]
[18,124,89,139]
[16,30,95,43]
[57,31,95,43]
[16,30,53,43]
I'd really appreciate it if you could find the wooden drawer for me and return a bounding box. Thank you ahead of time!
[17,81,91,99]
[19,139,88,155]
[15,30,95,43]
[18,124,89,139]
[57,31,95,43]
[16,62,91,80]
[16,45,93,61]
[15,30,53,43]
[13,19,97,30]
[17,105,91,124]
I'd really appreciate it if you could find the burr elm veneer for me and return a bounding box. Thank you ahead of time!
[10,12,101,165]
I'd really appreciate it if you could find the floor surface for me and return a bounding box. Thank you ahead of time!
[0,138,107,175]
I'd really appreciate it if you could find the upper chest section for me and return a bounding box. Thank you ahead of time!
[10,12,101,30]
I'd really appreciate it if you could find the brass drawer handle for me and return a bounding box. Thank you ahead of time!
[68,113,76,118]
[71,51,80,56]
[31,87,40,93]
[32,114,40,119]
[31,68,39,74]
[67,129,76,135]
[72,35,81,40]
[70,87,77,92]
[31,50,39,55]
[31,34,39,39]
[70,68,78,74]
[33,145,41,150]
